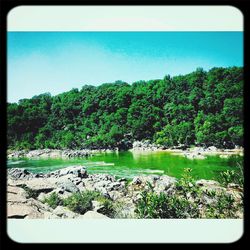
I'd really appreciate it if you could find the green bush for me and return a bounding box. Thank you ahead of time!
[219,156,244,186]
[63,191,100,214]
[43,192,63,209]
[204,191,240,218]
[135,190,199,219]
[135,168,243,219]
[96,196,117,218]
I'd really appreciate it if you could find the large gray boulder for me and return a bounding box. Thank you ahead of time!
[17,178,58,193]
[56,178,80,193]
[58,166,87,178]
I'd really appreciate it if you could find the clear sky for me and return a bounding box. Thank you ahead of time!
[8,32,243,103]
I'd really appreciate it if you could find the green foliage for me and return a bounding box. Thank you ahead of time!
[219,155,244,186]
[63,191,100,214]
[7,67,243,150]
[175,168,201,200]
[135,168,243,219]
[204,191,239,218]
[96,196,117,218]
[135,188,199,219]
[43,192,63,209]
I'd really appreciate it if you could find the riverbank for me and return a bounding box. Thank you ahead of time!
[7,166,243,219]
[7,144,244,160]
[163,146,244,159]
[7,148,118,159]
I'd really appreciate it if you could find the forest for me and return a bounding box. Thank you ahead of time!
[7,67,243,150]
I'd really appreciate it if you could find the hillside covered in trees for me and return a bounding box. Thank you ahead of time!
[7,67,243,150]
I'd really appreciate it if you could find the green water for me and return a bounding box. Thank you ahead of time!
[7,151,242,181]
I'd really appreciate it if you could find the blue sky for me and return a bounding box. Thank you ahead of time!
[8,32,243,103]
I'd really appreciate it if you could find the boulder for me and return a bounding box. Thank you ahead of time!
[8,168,32,179]
[196,179,226,193]
[154,175,176,193]
[58,166,87,177]
[43,212,61,219]
[196,179,220,187]
[53,206,79,218]
[7,185,28,202]
[72,177,82,185]
[56,179,79,193]
[8,204,42,218]
[80,211,110,219]
[131,177,142,185]
[227,183,243,192]
[17,178,57,193]
[106,181,123,192]
[92,200,104,212]
[207,146,218,151]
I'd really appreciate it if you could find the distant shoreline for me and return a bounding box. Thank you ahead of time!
[7,146,244,160]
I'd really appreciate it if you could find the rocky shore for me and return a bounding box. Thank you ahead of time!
[7,148,117,159]
[7,142,243,160]
[167,146,244,160]
[7,166,243,219]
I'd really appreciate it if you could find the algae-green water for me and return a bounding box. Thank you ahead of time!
[7,151,242,181]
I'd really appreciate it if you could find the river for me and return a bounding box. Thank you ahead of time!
[7,151,243,181]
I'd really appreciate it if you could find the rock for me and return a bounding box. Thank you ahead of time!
[43,212,61,219]
[201,194,217,205]
[207,146,217,151]
[92,201,104,212]
[34,173,45,178]
[196,179,220,187]
[56,179,79,193]
[227,183,243,192]
[196,179,226,193]
[7,185,53,219]
[8,149,92,159]
[226,190,243,202]
[8,203,42,218]
[109,190,124,201]
[117,178,127,182]
[53,206,79,218]
[72,177,82,185]
[131,140,160,151]
[7,185,28,202]
[154,175,176,193]
[80,211,110,219]
[8,168,32,179]
[164,186,176,196]
[106,182,123,192]
[185,153,206,160]
[58,166,87,177]
[131,177,142,185]
[37,192,47,202]
[17,178,57,193]
[93,180,111,191]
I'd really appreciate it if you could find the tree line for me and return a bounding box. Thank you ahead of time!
[7,67,243,150]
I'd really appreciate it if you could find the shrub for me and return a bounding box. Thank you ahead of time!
[96,196,117,218]
[135,168,243,219]
[219,156,244,186]
[63,191,100,214]
[135,190,199,219]
[43,192,63,209]
[204,191,240,218]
